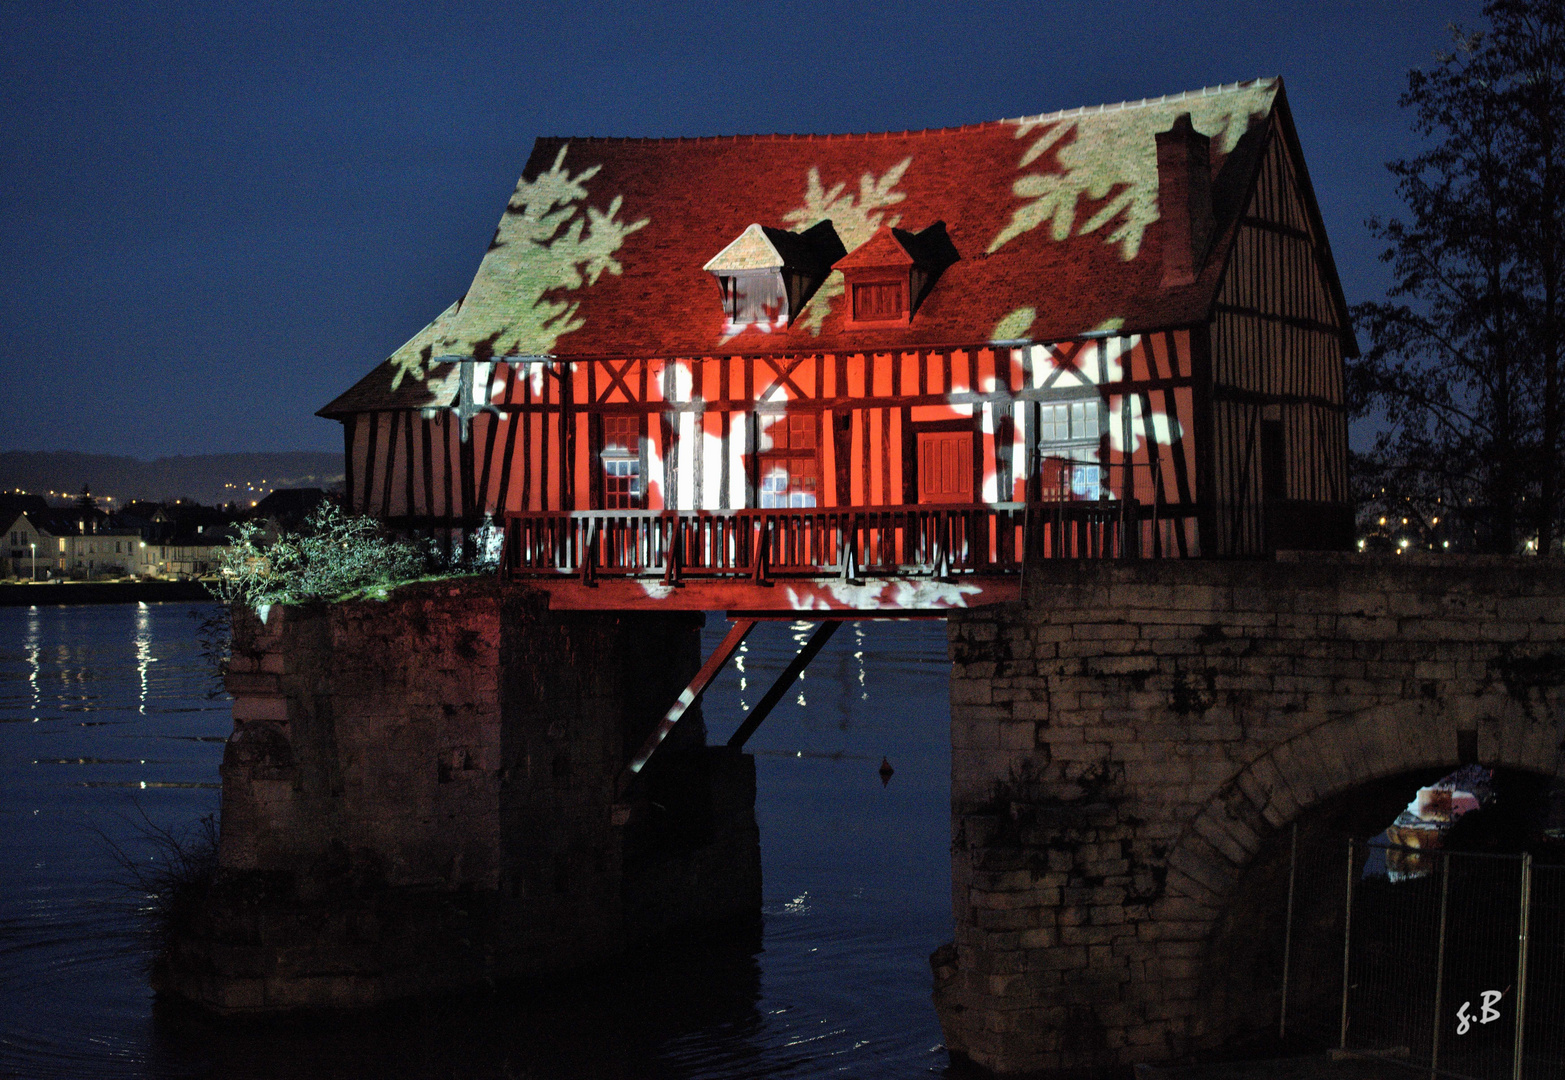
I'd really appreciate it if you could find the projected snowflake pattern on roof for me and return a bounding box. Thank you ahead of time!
[385,300,462,394]
[781,157,911,335]
[988,90,1269,261]
[417,144,648,377]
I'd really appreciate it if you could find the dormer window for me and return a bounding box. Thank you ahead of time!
[835,221,959,329]
[705,220,845,333]
[852,278,908,323]
[719,271,787,329]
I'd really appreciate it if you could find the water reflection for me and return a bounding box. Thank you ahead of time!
[1,605,955,1079]
[150,927,766,1080]
[791,620,810,708]
[855,623,868,699]
[135,601,154,715]
[26,605,40,717]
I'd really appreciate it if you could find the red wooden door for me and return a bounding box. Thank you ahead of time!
[918,431,972,504]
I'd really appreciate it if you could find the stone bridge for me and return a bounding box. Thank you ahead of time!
[935,556,1565,1076]
[162,557,1565,1078]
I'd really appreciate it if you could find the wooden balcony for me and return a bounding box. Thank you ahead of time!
[499,501,1135,614]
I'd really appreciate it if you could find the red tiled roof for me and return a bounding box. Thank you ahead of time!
[322,79,1338,417]
[835,225,915,269]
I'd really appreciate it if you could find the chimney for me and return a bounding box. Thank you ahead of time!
[1156,113,1214,288]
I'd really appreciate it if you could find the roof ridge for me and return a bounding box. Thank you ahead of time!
[1006,77,1276,127]
[539,79,1277,146]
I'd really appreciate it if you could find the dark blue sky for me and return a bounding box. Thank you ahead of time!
[1,0,1483,457]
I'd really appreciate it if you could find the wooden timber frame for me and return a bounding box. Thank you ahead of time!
[347,335,1204,542]
[619,617,846,792]
[333,107,1354,601]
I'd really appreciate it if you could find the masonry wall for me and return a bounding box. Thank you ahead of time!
[159,580,760,1012]
[935,556,1565,1077]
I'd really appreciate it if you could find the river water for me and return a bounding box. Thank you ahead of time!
[0,602,958,1079]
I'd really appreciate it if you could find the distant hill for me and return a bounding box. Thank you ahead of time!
[0,451,344,507]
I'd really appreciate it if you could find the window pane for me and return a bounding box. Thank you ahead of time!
[729,272,787,326]
[759,459,817,508]
[603,449,641,509]
[604,416,637,454]
[1038,404,1062,443]
[760,416,787,452]
[1071,465,1101,500]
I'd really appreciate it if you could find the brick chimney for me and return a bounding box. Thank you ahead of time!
[1156,113,1215,288]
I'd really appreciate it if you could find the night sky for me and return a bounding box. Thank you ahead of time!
[1,0,1484,458]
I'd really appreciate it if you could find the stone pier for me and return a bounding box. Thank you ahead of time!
[158,579,760,1012]
[935,556,1565,1076]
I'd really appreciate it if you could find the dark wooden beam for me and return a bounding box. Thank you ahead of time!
[620,617,757,792]
[1212,303,1341,339]
[727,620,842,750]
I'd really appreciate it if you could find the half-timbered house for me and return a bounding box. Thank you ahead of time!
[319,78,1355,614]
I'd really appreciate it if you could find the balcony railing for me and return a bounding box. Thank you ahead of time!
[499,501,1131,584]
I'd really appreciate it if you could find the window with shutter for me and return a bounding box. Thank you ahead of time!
[852,281,905,321]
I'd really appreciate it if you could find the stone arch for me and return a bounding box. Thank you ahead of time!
[1153,690,1563,1053]
[1161,691,1560,919]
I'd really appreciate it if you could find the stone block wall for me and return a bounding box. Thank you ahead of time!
[935,556,1565,1077]
[159,579,761,1012]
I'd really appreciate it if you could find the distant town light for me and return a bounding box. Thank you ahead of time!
[1399,538,1411,549]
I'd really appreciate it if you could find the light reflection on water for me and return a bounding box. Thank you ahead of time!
[0,604,955,1078]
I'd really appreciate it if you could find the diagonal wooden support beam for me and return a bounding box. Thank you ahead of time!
[727,620,842,750]
[621,617,757,790]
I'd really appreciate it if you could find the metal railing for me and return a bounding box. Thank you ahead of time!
[1338,839,1565,1080]
[499,501,1131,583]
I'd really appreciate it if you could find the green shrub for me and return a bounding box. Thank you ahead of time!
[209,502,443,609]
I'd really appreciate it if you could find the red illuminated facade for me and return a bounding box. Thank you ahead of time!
[319,78,1355,612]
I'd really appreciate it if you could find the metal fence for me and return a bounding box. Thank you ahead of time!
[1275,821,1357,1050]
[1331,839,1565,1080]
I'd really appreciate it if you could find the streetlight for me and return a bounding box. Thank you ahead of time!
[30,542,36,581]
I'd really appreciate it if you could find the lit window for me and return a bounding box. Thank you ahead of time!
[719,272,788,330]
[758,414,818,508]
[601,416,641,509]
[705,221,845,333]
[1036,399,1101,500]
[1038,400,1099,443]
[760,462,818,508]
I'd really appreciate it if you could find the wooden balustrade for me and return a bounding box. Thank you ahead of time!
[499,501,1138,582]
